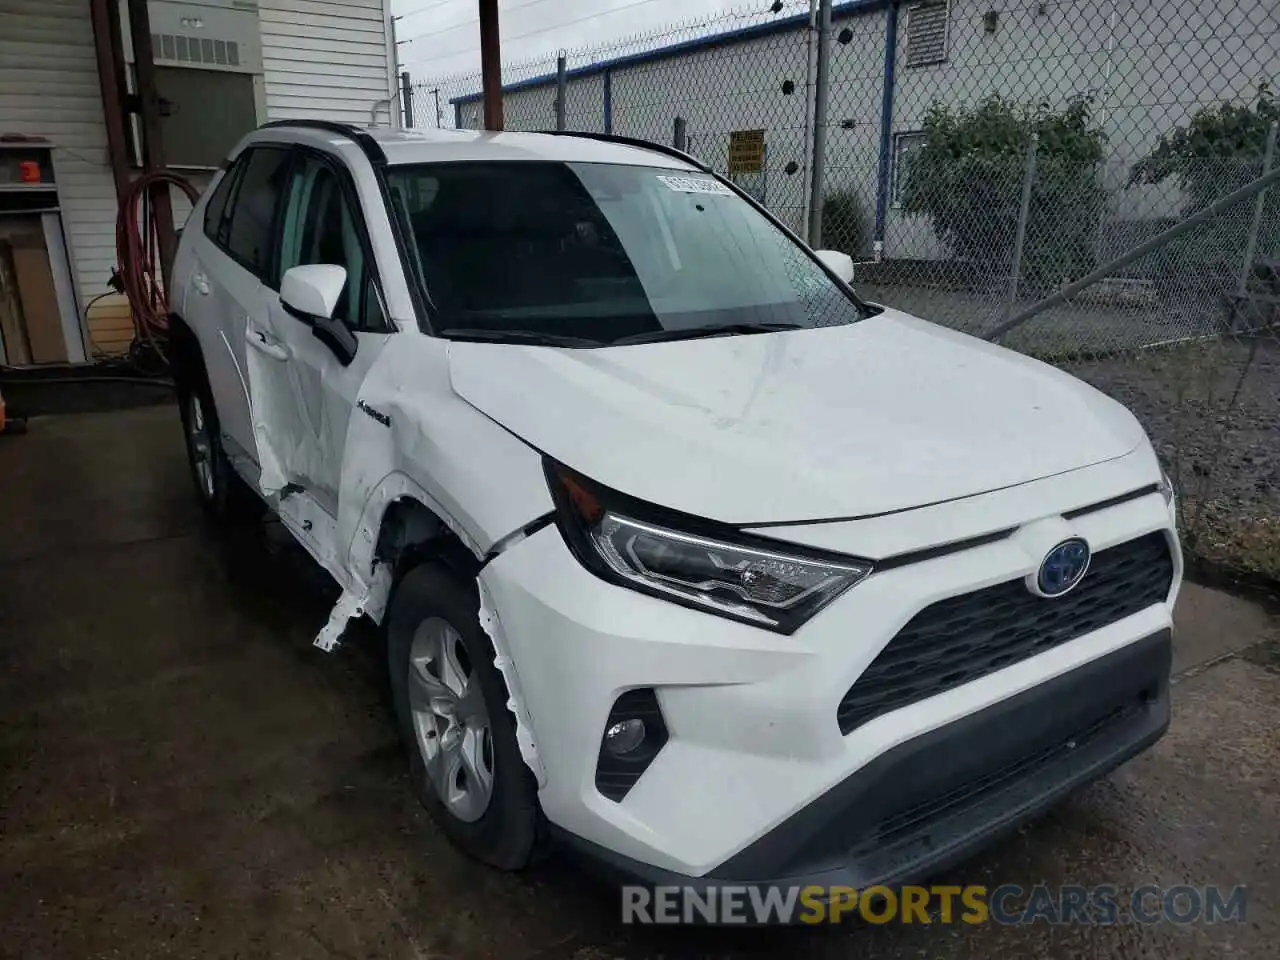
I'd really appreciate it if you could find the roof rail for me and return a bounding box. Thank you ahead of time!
[535,130,710,173]
[258,119,388,166]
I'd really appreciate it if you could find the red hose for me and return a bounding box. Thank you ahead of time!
[115,170,200,363]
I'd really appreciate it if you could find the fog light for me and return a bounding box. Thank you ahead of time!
[595,688,668,801]
[604,718,646,755]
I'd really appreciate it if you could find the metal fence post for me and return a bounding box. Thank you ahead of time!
[987,164,1280,342]
[673,116,687,151]
[401,71,414,128]
[806,0,833,248]
[555,52,567,131]
[800,0,819,239]
[1006,131,1040,316]
[1237,120,1278,298]
[603,69,613,133]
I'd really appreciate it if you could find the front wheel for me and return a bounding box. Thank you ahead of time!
[387,562,540,869]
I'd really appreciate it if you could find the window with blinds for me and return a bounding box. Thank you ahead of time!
[906,2,950,66]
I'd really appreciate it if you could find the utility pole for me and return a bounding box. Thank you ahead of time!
[124,0,176,285]
[479,0,503,130]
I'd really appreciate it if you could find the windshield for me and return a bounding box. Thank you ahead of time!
[386,161,869,345]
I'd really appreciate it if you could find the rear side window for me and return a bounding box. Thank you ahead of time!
[222,147,292,283]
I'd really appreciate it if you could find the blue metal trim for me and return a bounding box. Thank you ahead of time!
[449,0,888,105]
[603,69,613,132]
[873,0,899,246]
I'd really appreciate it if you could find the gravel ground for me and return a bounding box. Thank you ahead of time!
[1066,337,1280,581]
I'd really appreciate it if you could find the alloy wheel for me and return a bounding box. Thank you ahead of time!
[408,616,495,822]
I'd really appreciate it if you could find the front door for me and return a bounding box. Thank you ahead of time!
[252,149,392,517]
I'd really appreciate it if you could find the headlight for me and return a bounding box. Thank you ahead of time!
[1158,470,1175,507]
[545,460,872,633]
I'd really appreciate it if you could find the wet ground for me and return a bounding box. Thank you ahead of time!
[1,405,1276,959]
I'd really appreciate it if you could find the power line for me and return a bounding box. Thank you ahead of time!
[399,0,668,52]
[398,0,558,45]
[393,0,458,23]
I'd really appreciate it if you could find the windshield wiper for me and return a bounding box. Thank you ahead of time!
[611,322,805,345]
[437,327,605,347]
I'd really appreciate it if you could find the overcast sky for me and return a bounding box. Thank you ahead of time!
[392,0,809,81]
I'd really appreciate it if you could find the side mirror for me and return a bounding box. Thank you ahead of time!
[814,249,855,284]
[280,264,357,366]
[281,264,346,320]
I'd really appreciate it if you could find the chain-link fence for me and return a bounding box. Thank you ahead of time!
[405,0,1280,582]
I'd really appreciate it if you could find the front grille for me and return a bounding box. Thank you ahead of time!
[837,532,1173,735]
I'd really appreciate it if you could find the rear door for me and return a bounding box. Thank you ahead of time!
[185,146,294,473]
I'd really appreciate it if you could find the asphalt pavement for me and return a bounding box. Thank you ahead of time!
[0,405,1275,959]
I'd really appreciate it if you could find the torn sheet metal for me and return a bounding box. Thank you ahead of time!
[313,563,392,653]
[242,331,293,497]
[333,342,554,594]
[477,577,546,786]
[244,332,554,653]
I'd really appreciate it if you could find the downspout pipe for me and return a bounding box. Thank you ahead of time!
[872,0,899,260]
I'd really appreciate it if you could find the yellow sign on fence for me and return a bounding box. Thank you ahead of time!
[728,129,765,174]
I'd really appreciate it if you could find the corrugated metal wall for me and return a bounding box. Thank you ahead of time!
[259,0,394,125]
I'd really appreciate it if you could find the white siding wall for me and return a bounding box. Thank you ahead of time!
[1,0,120,304]
[1,0,393,359]
[259,0,394,125]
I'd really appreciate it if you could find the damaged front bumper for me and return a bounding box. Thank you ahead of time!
[475,501,1178,879]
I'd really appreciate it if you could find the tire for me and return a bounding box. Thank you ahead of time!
[176,370,260,525]
[387,562,540,870]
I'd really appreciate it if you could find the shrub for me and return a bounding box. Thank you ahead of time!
[899,95,1107,290]
[1128,84,1279,289]
[820,190,868,257]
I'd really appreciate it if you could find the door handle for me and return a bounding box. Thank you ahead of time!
[246,328,289,362]
[192,272,210,295]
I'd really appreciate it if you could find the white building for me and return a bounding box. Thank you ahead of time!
[451,0,1279,262]
[1,0,397,363]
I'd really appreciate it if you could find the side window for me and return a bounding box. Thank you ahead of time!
[201,163,240,245]
[279,155,384,332]
[223,147,292,283]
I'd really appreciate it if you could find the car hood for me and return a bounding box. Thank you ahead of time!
[447,309,1146,524]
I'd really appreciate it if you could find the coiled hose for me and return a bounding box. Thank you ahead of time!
[115,170,200,365]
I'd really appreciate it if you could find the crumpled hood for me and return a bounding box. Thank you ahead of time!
[447,309,1146,524]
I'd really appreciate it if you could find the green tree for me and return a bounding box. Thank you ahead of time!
[900,95,1107,289]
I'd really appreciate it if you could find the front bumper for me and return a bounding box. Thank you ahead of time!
[477,456,1180,879]
[554,628,1170,891]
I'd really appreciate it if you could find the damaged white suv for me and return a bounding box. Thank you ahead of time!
[169,121,1181,888]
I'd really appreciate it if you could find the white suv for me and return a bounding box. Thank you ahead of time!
[169,121,1181,889]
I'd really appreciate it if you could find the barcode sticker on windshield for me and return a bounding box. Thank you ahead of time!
[657,175,733,196]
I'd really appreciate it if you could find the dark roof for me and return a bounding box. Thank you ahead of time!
[449,0,888,106]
